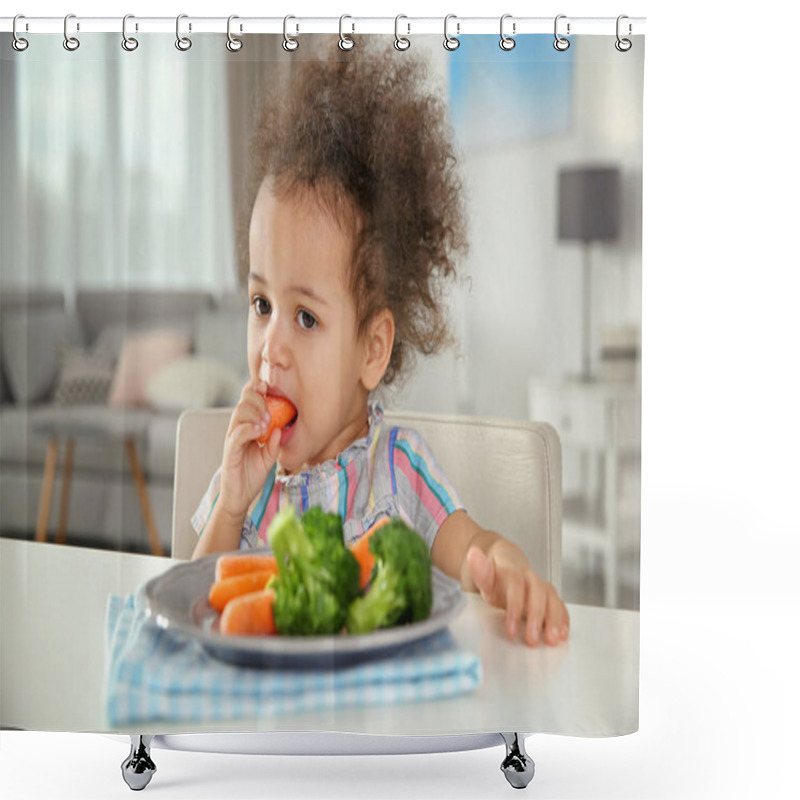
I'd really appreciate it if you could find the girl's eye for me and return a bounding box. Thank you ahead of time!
[297,309,317,331]
[251,296,271,317]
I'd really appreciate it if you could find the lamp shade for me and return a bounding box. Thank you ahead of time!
[558,166,621,242]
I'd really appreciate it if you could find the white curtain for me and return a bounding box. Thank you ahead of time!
[1,34,236,297]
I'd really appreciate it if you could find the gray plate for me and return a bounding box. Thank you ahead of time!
[142,553,466,669]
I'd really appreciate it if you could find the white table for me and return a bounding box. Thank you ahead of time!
[0,539,639,737]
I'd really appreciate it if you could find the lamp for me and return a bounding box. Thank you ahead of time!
[557,165,621,381]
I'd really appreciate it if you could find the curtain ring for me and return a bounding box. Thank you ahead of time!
[283,15,299,51]
[176,14,192,51]
[394,15,410,51]
[12,15,29,52]
[443,14,460,51]
[554,14,570,51]
[339,15,354,50]
[122,14,139,51]
[227,15,243,52]
[63,13,80,51]
[615,15,632,51]
[499,14,516,51]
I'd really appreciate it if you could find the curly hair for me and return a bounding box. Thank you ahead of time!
[239,37,468,388]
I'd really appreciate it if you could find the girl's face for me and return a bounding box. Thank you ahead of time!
[247,182,373,474]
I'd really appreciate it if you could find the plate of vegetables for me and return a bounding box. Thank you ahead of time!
[142,507,466,669]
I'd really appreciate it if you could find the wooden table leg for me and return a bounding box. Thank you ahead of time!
[35,436,59,544]
[124,437,164,557]
[56,437,75,545]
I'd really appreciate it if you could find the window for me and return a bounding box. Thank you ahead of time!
[4,35,235,292]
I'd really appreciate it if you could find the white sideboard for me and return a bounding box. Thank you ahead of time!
[528,378,641,608]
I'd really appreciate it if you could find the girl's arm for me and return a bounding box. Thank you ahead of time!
[431,509,570,647]
[192,377,282,560]
[191,502,247,559]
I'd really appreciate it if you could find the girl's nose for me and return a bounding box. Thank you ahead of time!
[262,316,290,369]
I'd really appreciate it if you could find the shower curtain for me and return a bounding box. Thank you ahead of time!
[0,16,644,746]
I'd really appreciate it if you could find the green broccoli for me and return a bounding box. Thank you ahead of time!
[345,519,433,635]
[268,505,360,635]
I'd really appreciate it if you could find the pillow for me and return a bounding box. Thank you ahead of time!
[93,321,193,362]
[0,307,83,404]
[108,329,192,408]
[93,324,129,361]
[145,355,242,411]
[53,345,116,406]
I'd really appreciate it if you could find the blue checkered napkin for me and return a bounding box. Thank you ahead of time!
[104,591,482,727]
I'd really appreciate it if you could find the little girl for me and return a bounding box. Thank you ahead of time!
[192,39,569,648]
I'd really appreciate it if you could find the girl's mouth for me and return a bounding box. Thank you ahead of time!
[280,411,298,447]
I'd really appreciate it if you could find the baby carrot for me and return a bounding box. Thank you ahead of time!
[219,589,276,636]
[350,517,392,589]
[214,553,278,583]
[208,570,274,613]
[258,396,297,445]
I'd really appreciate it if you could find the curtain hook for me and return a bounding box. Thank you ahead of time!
[227,15,243,52]
[615,15,632,51]
[499,14,516,51]
[176,14,192,51]
[122,14,139,51]
[12,14,29,52]
[339,14,355,50]
[394,14,410,51]
[283,15,299,51]
[63,13,80,51]
[443,14,460,51]
[554,14,570,51]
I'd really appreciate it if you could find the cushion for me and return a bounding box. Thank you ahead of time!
[145,355,242,411]
[0,307,83,404]
[53,345,116,405]
[108,329,192,408]
[93,324,130,361]
[0,290,66,405]
[92,320,194,361]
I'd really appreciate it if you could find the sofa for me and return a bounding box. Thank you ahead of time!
[0,287,250,555]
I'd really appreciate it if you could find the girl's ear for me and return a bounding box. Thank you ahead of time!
[360,308,395,392]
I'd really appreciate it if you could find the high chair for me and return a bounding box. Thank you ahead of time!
[122,407,562,790]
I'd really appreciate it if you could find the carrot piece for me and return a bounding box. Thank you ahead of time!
[258,396,297,445]
[350,517,392,589]
[214,553,278,583]
[208,570,274,613]
[220,589,276,636]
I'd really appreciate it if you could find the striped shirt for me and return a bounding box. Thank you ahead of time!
[190,404,464,552]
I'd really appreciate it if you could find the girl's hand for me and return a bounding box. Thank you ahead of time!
[218,378,281,521]
[467,544,570,647]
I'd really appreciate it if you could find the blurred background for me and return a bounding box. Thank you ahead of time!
[0,33,642,608]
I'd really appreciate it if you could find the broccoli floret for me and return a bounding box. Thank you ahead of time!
[302,506,348,551]
[346,519,433,635]
[268,505,360,635]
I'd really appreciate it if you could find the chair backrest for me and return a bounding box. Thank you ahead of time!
[172,408,562,590]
